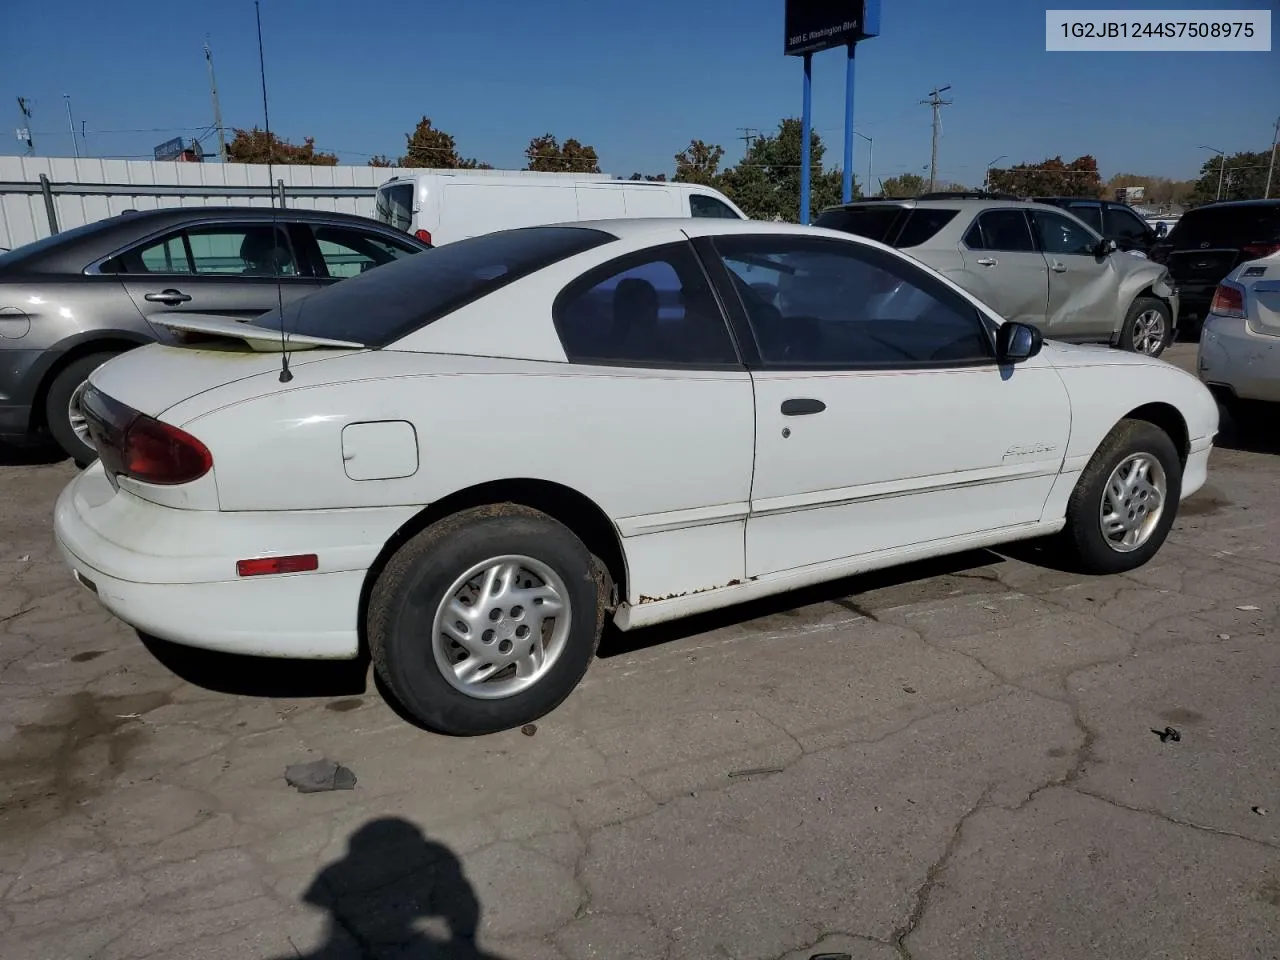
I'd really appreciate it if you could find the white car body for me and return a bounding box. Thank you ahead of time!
[54,219,1217,670]
[374,172,746,246]
[1198,251,1280,404]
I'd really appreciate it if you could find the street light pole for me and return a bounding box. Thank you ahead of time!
[985,154,1007,193]
[920,85,952,193]
[856,131,873,197]
[1197,145,1225,201]
[63,94,80,159]
[1265,116,1279,200]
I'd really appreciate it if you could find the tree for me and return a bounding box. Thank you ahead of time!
[880,173,926,198]
[368,155,395,168]
[1191,149,1271,204]
[627,172,667,181]
[673,140,726,186]
[719,119,850,221]
[397,117,489,169]
[987,155,1103,197]
[226,128,338,166]
[526,134,601,173]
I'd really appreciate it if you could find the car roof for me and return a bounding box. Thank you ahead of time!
[820,197,1053,213]
[1189,199,1280,210]
[1,206,402,274]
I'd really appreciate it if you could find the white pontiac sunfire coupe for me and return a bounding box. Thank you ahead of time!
[54,218,1219,734]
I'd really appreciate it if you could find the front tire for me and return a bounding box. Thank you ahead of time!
[1058,419,1182,575]
[368,505,607,735]
[44,351,122,466]
[1118,297,1172,357]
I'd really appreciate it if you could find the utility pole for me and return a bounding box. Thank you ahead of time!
[1266,116,1279,199]
[920,85,952,193]
[737,127,760,152]
[205,39,228,161]
[1199,145,1226,201]
[15,97,34,155]
[63,95,80,159]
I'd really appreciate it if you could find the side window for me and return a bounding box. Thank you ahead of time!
[714,235,992,368]
[689,194,741,219]
[968,210,1035,252]
[311,225,423,279]
[139,234,192,274]
[185,225,299,276]
[1032,210,1098,256]
[1068,204,1103,234]
[553,242,738,367]
[1106,207,1153,245]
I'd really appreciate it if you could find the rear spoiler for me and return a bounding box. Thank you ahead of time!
[148,313,364,352]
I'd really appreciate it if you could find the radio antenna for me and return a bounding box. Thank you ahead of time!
[255,0,291,382]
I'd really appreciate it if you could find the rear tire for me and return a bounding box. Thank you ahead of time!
[1058,419,1182,575]
[1118,297,1171,357]
[368,505,608,736]
[44,351,121,466]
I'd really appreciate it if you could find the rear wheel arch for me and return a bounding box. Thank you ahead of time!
[29,334,150,433]
[359,478,628,655]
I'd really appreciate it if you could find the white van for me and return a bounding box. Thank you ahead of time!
[373,171,746,245]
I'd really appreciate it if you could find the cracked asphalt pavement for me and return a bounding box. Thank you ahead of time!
[1,345,1277,959]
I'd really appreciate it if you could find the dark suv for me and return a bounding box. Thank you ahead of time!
[1033,197,1163,254]
[1148,199,1280,336]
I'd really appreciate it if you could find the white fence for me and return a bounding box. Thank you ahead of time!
[0,157,611,251]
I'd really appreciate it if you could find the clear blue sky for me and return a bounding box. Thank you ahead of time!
[5,0,1277,185]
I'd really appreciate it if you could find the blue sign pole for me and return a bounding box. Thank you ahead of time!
[800,51,813,225]
[842,42,856,203]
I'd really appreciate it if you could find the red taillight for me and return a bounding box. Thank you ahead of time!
[1209,282,1246,319]
[414,228,432,245]
[1242,243,1280,259]
[122,415,213,485]
[236,554,319,577]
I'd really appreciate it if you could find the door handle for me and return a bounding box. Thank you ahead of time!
[144,289,192,304]
[976,257,998,266]
[781,398,826,416]
[1050,261,1067,273]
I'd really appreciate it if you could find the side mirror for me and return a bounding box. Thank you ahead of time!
[996,321,1043,363]
[1095,237,1118,257]
[1154,222,1168,238]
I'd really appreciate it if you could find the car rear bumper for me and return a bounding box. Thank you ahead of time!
[1198,313,1280,404]
[54,463,418,659]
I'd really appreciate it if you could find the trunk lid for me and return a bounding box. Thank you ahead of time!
[87,316,362,419]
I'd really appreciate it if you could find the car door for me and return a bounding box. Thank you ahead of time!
[550,240,755,603]
[700,232,1071,578]
[295,221,427,283]
[958,209,1049,327]
[104,219,320,324]
[1029,208,1116,341]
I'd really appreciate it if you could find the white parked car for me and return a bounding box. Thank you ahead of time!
[373,171,745,247]
[54,219,1219,734]
[1198,250,1280,426]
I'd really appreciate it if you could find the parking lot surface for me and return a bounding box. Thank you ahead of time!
[1,345,1277,960]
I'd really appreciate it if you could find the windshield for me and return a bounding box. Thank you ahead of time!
[249,225,616,347]
[1167,204,1280,248]
[0,217,123,271]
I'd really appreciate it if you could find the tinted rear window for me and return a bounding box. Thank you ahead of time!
[894,208,960,247]
[374,184,415,232]
[815,206,907,243]
[1167,204,1280,248]
[249,226,615,347]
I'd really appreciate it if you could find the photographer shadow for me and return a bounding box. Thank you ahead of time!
[275,817,509,960]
